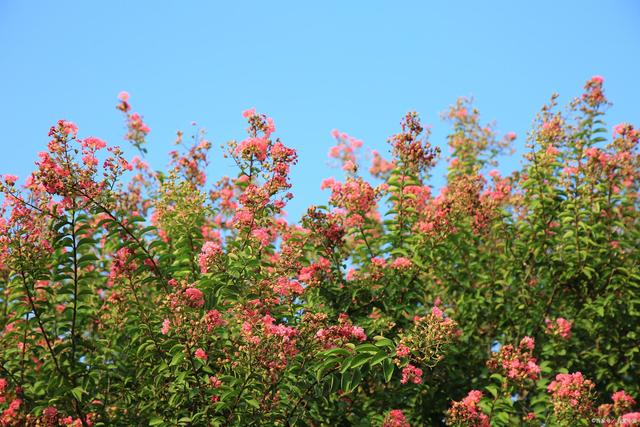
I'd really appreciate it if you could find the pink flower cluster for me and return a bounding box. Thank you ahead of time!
[547,372,595,420]
[236,312,299,373]
[237,136,269,162]
[161,318,171,335]
[612,390,637,412]
[108,247,137,285]
[369,149,395,178]
[297,257,331,286]
[582,75,607,107]
[199,241,223,273]
[117,92,150,150]
[400,364,423,385]
[487,337,540,383]
[327,177,377,227]
[273,277,304,297]
[203,309,225,332]
[597,390,638,423]
[3,175,18,186]
[328,129,363,172]
[0,378,6,405]
[169,134,211,186]
[613,123,640,142]
[315,314,367,348]
[387,112,439,174]
[446,390,489,427]
[396,344,411,358]
[1,398,22,425]
[184,287,205,308]
[401,185,432,213]
[545,317,572,339]
[194,348,208,360]
[390,257,412,270]
[236,109,275,162]
[383,409,410,427]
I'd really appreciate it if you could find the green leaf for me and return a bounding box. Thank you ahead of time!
[373,336,395,348]
[170,351,185,366]
[382,359,394,383]
[350,353,372,369]
[370,350,389,366]
[71,386,84,402]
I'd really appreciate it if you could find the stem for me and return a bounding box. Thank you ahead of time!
[70,204,80,369]
[358,225,375,259]
[284,366,339,425]
[19,269,88,426]
[226,371,252,425]
[78,189,167,289]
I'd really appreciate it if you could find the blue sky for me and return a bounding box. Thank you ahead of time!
[1,1,638,220]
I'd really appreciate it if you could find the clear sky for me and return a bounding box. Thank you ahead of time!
[1,1,639,220]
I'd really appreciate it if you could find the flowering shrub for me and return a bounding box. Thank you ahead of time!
[0,77,638,426]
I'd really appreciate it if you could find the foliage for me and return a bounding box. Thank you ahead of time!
[0,78,638,426]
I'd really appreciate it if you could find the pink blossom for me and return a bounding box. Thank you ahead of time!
[620,413,640,423]
[391,257,412,270]
[82,136,107,150]
[242,321,252,335]
[185,287,204,308]
[320,177,336,190]
[251,228,271,246]
[431,306,444,319]
[545,145,560,156]
[3,174,18,185]
[545,317,572,339]
[242,107,256,118]
[612,390,636,411]
[328,145,341,158]
[233,209,254,226]
[400,364,423,384]
[456,108,468,119]
[273,277,304,296]
[547,372,595,417]
[447,390,489,426]
[585,147,599,158]
[488,337,539,382]
[371,257,386,267]
[62,121,78,137]
[463,390,483,406]
[2,398,22,420]
[194,348,207,360]
[613,123,628,136]
[342,160,357,172]
[161,319,170,335]
[350,326,366,341]
[236,137,269,161]
[383,409,410,427]
[117,91,130,102]
[396,344,411,357]
[204,310,224,332]
[209,376,222,388]
[519,336,535,350]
